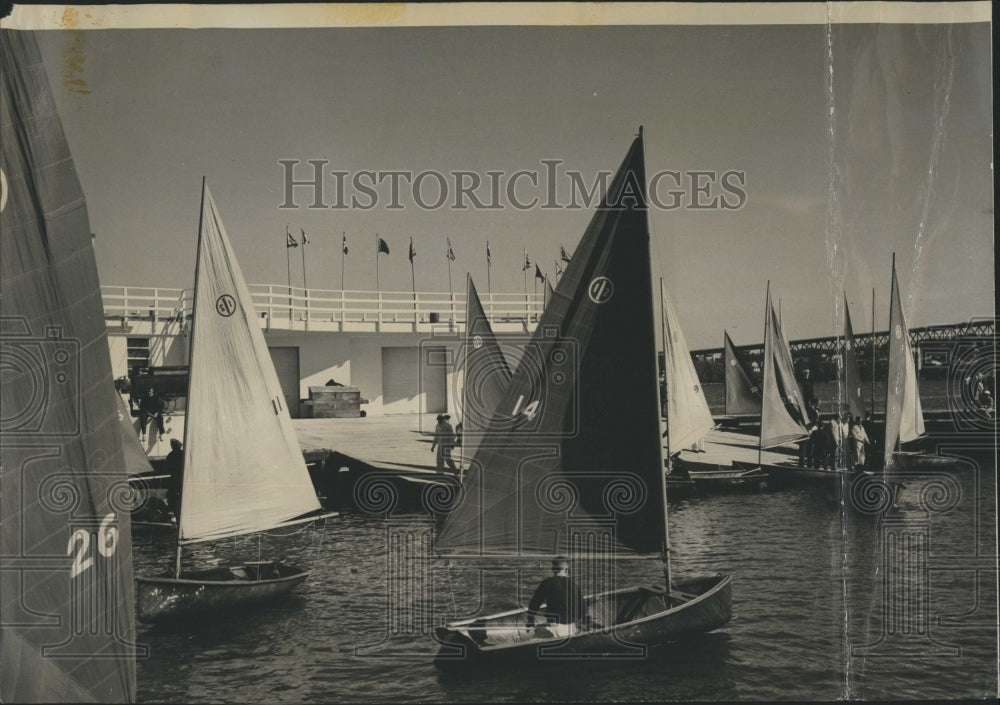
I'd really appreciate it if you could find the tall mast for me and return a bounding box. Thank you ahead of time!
[883,253,896,467]
[871,286,876,415]
[758,281,770,470]
[177,176,207,577]
[657,278,673,591]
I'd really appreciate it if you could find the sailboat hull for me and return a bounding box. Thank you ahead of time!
[434,575,731,667]
[136,561,309,623]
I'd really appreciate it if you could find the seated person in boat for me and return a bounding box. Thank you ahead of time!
[526,557,586,637]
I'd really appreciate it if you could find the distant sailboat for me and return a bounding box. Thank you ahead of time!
[660,281,714,452]
[723,331,762,416]
[1,30,138,702]
[136,181,335,623]
[759,283,810,450]
[434,129,731,666]
[459,274,512,466]
[840,295,867,422]
[882,255,929,471]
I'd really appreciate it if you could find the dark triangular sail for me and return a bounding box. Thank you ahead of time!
[436,132,664,556]
[840,296,866,421]
[723,331,761,416]
[1,30,137,703]
[883,259,925,466]
[760,286,809,448]
[460,274,513,463]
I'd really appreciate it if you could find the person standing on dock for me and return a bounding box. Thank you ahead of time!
[431,414,458,474]
[138,386,166,442]
[849,416,869,471]
[164,438,184,519]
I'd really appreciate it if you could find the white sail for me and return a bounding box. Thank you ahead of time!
[884,260,925,464]
[661,282,715,451]
[178,183,320,543]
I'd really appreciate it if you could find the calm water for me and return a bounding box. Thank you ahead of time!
[132,436,997,702]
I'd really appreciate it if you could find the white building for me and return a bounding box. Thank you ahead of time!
[103,284,544,418]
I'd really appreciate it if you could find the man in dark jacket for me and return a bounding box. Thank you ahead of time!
[527,557,585,637]
[164,438,184,518]
[138,387,166,442]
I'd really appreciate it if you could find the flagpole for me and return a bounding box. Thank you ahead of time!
[286,225,293,324]
[871,286,876,414]
[341,232,346,291]
[486,241,492,296]
[448,252,453,295]
[375,233,380,292]
[300,232,308,290]
[410,237,416,321]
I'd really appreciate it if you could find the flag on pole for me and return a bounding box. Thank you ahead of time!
[534,264,545,281]
[560,245,571,263]
[300,228,309,245]
[522,252,531,270]
[376,236,390,255]
[409,237,416,263]
[446,238,456,261]
[342,232,348,255]
[286,227,298,248]
[486,241,492,266]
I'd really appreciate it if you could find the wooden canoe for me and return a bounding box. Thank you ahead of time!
[136,561,309,623]
[434,574,731,667]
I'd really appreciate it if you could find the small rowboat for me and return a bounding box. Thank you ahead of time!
[435,576,731,666]
[136,562,309,623]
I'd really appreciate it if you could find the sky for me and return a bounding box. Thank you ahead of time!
[36,20,993,350]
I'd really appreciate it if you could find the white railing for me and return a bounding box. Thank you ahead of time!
[101,284,544,328]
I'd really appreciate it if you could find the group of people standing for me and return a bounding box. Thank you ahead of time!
[801,412,878,472]
[796,369,878,472]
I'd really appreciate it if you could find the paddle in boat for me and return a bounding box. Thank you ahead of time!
[135,180,336,623]
[1,30,139,701]
[433,128,732,667]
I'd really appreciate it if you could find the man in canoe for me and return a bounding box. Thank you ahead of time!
[526,557,586,637]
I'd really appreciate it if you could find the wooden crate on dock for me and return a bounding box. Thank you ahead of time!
[304,386,366,418]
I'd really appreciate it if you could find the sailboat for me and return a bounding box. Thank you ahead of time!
[723,330,762,417]
[743,284,815,485]
[880,255,955,472]
[459,274,512,468]
[135,181,335,623]
[661,283,762,491]
[1,30,138,702]
[433,129,731,665]
[840,295,867,422]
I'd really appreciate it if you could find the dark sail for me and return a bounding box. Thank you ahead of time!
[723,331,761,416]
[1,30,138,702]
[437,132,664,556]
[840,296,866,420]
[460,274,513,463]
[760,286,809,448]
